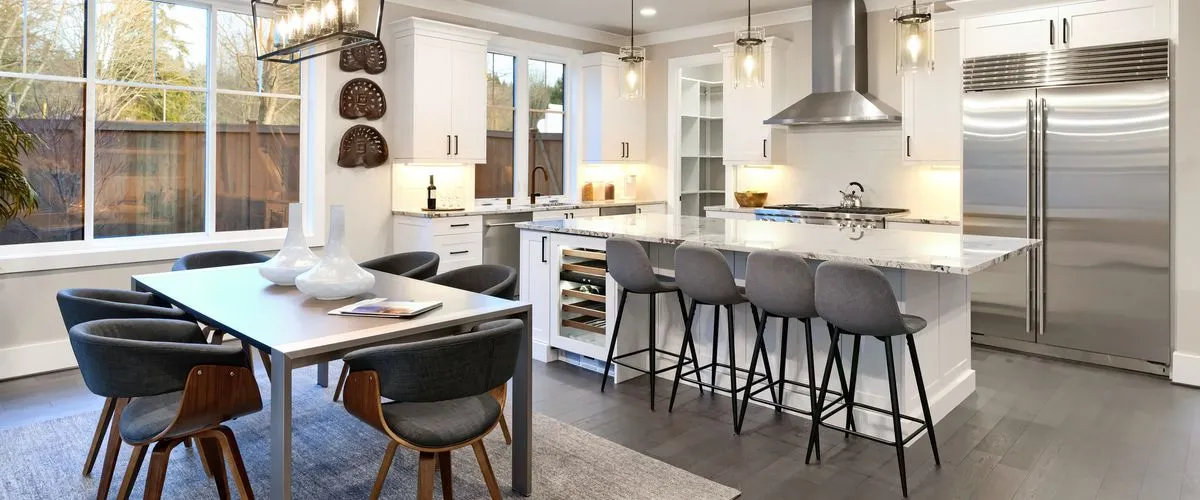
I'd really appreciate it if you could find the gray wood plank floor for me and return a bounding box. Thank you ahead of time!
[4,347,1200,499]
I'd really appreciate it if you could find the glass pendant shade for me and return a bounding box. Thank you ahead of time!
[893,2,934,73]
[734,27,766,89]
[619,46,646,100]
[253,0,382,64]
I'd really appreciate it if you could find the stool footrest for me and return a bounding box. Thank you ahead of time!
[743,377,847,416]
[815,401,931,447]
[612,358,689,376]
[611,347,684,363]
[676,362,775,395]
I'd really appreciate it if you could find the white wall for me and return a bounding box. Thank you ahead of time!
[1170,0,1200,383]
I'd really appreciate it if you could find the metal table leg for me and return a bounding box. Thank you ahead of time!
[316,362,329,388]
[512,309,533,496]
[270,351,293,500]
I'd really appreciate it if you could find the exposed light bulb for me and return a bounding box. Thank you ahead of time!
[625,68,639,89]
[906,33,923,62]
[640,7,657,16]
[742,53,756,77]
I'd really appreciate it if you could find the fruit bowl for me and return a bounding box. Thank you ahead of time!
[734,191,768,208]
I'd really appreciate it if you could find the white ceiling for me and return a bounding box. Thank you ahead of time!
[465,0,811,35]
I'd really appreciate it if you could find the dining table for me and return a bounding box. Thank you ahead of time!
[131,264,533,500]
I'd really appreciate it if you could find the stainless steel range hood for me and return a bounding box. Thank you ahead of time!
[764,0,901,125]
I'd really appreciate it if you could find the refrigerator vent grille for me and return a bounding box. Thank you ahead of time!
[963,39,1169,92]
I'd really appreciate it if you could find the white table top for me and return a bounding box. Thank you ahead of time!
[517,214,1038,275]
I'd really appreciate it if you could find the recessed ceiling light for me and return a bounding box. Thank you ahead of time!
[640,7,657,17]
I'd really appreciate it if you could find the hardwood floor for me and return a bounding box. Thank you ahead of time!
[4,347,1200,499]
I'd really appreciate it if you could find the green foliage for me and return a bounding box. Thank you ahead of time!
[0,96,40,223]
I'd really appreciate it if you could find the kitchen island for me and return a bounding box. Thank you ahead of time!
[517,214,1039,440]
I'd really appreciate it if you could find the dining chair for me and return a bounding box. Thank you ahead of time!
[360,251,440,280]
[342,319,522,500]
[55,288,203,494]
[171,250,273,376]
[69,318,261,500]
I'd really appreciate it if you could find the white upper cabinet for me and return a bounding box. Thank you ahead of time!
[582,53,646,163]
[717,38,789,166]
[963,0,1169,59]
[392,18,494,165]
[903,27,962,163]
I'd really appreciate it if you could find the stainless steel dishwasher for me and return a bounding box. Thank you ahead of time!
[482,212,533,297]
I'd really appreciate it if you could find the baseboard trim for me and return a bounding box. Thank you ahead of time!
[1172,351,1200,386]
[0,339,77,381]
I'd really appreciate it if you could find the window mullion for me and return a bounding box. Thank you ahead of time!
[514,55,530,201]
[83,0,98,241]
[203,3,216,235]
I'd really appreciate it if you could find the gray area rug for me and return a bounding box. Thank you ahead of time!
[0,366,740,499]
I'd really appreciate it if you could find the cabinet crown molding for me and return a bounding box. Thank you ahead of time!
[946,0,1085,17]
[390,17,496,44]
[581,52,620,68]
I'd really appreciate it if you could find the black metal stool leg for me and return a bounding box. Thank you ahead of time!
[908,334,941,467]
[676,291,703,396]
[600,290,629,393]
[842,330,862,439]
[752,308,779,406]
[710,304,720,392]
[724,305,739,424]
[775,318,790,414]
[737,308,769,434]
[802,320,821,461]
[648,294,657,411]
[669,300,699,412]
[883,336,909,497]
[807,327,840,464]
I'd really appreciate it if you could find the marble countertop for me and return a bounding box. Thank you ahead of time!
[516,214,1037,275]
[394,200,666,218]
[703,205,961,226]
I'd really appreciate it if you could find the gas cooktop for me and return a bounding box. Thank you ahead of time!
[760,204,908,216]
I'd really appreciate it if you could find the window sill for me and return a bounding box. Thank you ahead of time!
[0,231,323,275]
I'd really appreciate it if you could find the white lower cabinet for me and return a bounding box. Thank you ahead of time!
[519,230,552,360]
[393,215,483,272]
[532,208,601,221]
[522,231,611,364]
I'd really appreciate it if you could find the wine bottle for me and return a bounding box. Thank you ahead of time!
[426,175,437,210]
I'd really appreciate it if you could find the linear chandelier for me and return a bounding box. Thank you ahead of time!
[252,0,384,64]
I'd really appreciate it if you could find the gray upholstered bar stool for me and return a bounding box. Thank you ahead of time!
[601,238,703,411]
[735,250,854,436]
[667,244,777,426]
[808,261,941,497]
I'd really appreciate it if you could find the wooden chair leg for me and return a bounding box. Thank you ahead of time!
[198,437,230,500]
[258,349,273,382]
[197,437,213,477]
[332,363,350,402]
[143,439,183,500]
[95,398,128,500]
[370,442,399,500]
[84,397,117,476]
[437,451,454,500]
[497,414,512,445]
[417,452,437,500]
[209,426,254,500]
[115,444,147,500]
[471,441,502,500]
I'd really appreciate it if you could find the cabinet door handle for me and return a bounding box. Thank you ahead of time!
[1049,19,1055,46]
[447,135,452,155]
[762,139,767,158]
[449,250,470,255]
[637,207,642,214]
[541,236,547,263]
[1062,18,1069,45]
[454,135,459,155]
[906,135,912,157]
[450,223,470,228]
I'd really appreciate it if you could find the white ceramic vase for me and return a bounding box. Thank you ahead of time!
[295,205,376,300]
[259,203,321,286]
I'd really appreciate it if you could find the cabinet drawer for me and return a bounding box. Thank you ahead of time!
[433,232,483,271]
[430,216,482,236]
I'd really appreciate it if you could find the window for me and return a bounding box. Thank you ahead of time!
[477,52,515,199]
[0,0,303,247]
[528,59,564,196]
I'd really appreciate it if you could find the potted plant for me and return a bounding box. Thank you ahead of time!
[0,95,39,226]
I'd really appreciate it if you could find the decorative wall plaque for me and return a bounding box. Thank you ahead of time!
[338,78,386,120]
[337,125,389,168]
[339,36,387,74]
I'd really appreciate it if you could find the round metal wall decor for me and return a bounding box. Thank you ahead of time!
[339,35,387,74]
[337,125,389,168]
[339,78,386,120]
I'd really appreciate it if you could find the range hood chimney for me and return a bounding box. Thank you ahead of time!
[764,0,901,125]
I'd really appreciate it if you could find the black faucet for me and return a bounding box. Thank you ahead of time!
[529,166,548,205]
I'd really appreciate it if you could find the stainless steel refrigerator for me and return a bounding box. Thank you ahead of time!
[962,40,1171,373]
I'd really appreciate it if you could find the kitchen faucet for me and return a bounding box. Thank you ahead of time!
[530,166,548,205]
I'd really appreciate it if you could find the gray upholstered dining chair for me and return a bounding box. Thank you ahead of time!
[426,264,518,299]
[55,288,201,494]
[171,250,272,376]
[69,318,262,500]
[341,319,523,500]
[360,251,440,280]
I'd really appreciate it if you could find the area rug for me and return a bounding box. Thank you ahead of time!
[0,366,740,499]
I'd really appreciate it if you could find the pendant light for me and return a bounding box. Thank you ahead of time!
[252,0,384,64]
[734,0,765,89]
[892,0,934,73]
[619,0,646,100]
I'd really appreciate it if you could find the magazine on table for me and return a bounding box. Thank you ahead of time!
[328,297,442,318]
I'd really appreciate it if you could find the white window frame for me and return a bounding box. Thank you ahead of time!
[0,0,324,275]
[476,37,581,206]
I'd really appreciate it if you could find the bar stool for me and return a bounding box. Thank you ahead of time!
[601,238,703,411]
[735,251,854,436]
[808,262,941,497]
[667,245,777,426]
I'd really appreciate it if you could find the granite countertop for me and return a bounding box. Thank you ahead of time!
[703,205,962,226]
[394,200,666,218]
[516,214,1038,275]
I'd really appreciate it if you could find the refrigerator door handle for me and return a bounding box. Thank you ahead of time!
[1026,98,1036,334]
[1037,97,1049,335]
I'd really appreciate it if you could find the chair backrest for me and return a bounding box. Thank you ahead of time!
[606,238,659,294]
[426,264,518,299]
[745,251,817,320]
[814,262,906,337]
[69,318,246,399]
[171,250,268,271]
[56,288,193,331]
[360,251,440,280]
[344,319,523,403]
[674,245,742,306]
